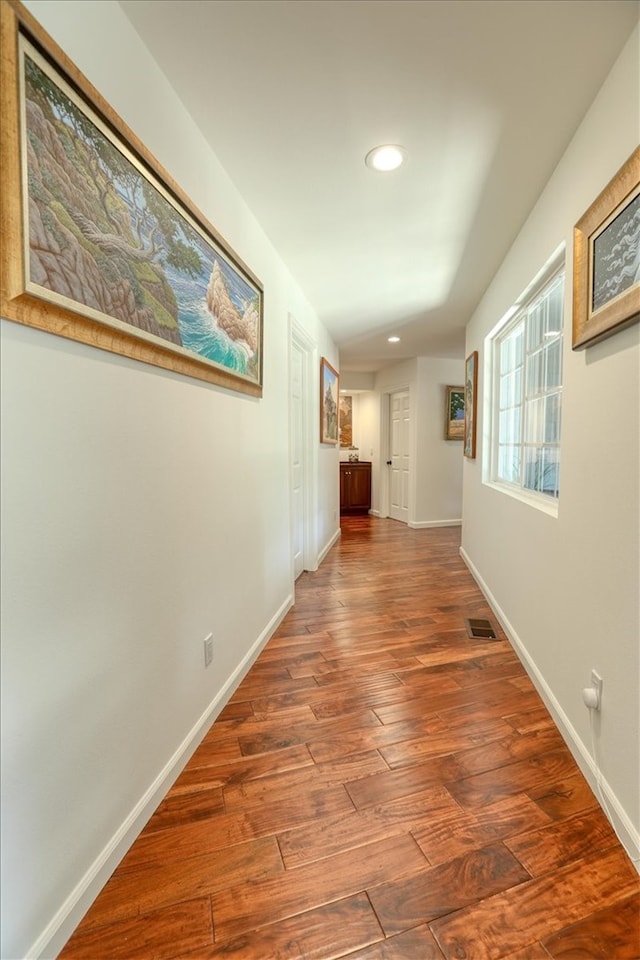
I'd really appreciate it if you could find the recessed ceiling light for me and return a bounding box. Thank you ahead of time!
[365,144,406,172]
[388,336,400,343]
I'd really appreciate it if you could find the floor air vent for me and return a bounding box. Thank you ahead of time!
[465,618,497,640]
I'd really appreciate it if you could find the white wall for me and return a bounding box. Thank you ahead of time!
[414,357,464,526]
[371,358,464,524]
[355,393,380,468]
[373,359,417,517]
[338,392,378,462]
[0,2,338,957]
[461,24,640,865]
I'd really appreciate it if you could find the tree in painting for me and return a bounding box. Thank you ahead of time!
[24,49,260,381]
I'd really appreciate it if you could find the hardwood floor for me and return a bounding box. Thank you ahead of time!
[60,517,640,960]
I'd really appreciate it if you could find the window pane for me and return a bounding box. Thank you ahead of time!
[513,366,522,405]
[500,405,521,444]
[500,337,513,375]
[526,350,543,397]
[490,267,564,505]
[547,279,563,336]
[527,301,545,351]
[499,409,511,442]
[511,405,521,444]
[501,323,524,374]
[500,372,511,409]
[523,448,544,492]
[540,446,560,497]
[523,445,560,496]
[525,397,544,443]
[513,324,524,368]
[544,393,561,443]
[499,445,520,483]
[544,337,562,388]
[500,369,522,410]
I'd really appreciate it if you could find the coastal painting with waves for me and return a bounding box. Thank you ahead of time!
[20,40,262,391]
[592,191,639,314]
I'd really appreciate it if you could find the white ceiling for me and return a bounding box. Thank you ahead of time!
[119,0,637,373]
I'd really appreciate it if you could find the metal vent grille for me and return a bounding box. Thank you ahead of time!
[465,618,497,640]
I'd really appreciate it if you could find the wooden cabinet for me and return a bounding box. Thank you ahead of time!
[340,461,372,514]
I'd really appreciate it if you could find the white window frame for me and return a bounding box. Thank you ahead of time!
[484,247,565,517]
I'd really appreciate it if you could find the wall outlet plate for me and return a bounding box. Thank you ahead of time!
[204,634,214,668]
[591,669,603,709]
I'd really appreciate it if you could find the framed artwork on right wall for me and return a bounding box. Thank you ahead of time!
[572,146,640,348]
[464,351,478,459]
[445,386,465,440]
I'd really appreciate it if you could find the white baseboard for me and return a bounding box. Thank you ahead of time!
[409,519,462,529]
[460,546,640,872]
[31,593,294,960]
[363,513,462,527]
[318,526,341,564]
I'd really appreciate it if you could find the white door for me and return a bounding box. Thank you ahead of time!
[290,338,305,579]
[389,390,410,523]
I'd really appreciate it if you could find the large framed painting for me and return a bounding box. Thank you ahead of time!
[572,147,640,349]
[445,385,464,440]
[0,0,263,395]
[320,357,339,444]
[463,352,478,459]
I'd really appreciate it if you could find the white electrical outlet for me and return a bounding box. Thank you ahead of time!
[582,669,603,710]
[203,633,214,668]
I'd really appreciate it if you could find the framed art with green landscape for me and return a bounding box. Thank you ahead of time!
[445,386,464,440]
[0,0,263,395]
[464,352,478,459]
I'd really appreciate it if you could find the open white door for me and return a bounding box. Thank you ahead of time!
[289,317,318,578]
[291,338,305,579]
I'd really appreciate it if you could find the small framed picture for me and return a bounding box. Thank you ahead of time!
[445,386,465,440]
[339,395,353,448]
[320,357,339,444]
[464,352,478,459]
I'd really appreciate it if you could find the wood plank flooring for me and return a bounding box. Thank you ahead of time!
[60,516,640,960]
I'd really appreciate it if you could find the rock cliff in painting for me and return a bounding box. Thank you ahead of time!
[24,55,183,346]
[206,260,258,355]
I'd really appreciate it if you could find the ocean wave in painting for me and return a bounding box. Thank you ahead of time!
[167,269,248,373]
[592,193,640,312]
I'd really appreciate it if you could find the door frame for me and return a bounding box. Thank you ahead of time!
[289,315,318,576]
[380,384,413,523]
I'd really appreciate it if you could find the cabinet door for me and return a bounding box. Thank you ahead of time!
[340,466,350,508]
[349,466,371,508]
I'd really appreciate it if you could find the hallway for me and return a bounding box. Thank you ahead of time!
[61,517,639,959]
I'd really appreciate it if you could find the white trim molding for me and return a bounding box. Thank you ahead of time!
[29,594,294,960]
[409,519,462,529]
[318,527,341,565]
[460,546,640,872]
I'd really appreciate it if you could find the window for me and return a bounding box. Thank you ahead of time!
[489,266,564,506]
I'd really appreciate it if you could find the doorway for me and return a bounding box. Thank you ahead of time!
[289,317,317,578]
[388,389,410,524]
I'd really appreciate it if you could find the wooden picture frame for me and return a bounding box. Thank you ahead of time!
[464,352,478,459]
[320,357,339,444]
[572,147,640,349]
[0,0,263,395]
[445,386,464,440]
[339,394,353,448]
